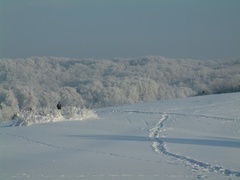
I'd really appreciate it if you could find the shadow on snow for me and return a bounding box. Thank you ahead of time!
[66,134,240,148]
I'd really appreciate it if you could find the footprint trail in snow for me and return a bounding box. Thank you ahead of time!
[149,113,240,179]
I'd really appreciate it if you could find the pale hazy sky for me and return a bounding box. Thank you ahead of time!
[0,0,240,60]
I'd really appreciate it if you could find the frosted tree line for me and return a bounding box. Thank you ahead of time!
[0,56,240,120]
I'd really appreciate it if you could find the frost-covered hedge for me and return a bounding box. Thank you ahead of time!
[0,56,240,120]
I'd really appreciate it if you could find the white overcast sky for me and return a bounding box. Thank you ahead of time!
[0,0,240,60]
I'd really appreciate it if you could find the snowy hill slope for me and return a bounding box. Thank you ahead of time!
[0,93,240,179]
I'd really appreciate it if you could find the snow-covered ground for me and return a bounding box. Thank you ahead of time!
[1,93,240,180]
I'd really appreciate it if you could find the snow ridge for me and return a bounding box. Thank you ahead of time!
[149,113,240,178]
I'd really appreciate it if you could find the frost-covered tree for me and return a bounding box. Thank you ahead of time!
[0,56,240,121]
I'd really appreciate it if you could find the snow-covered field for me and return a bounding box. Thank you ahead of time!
[1,92,240,180]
